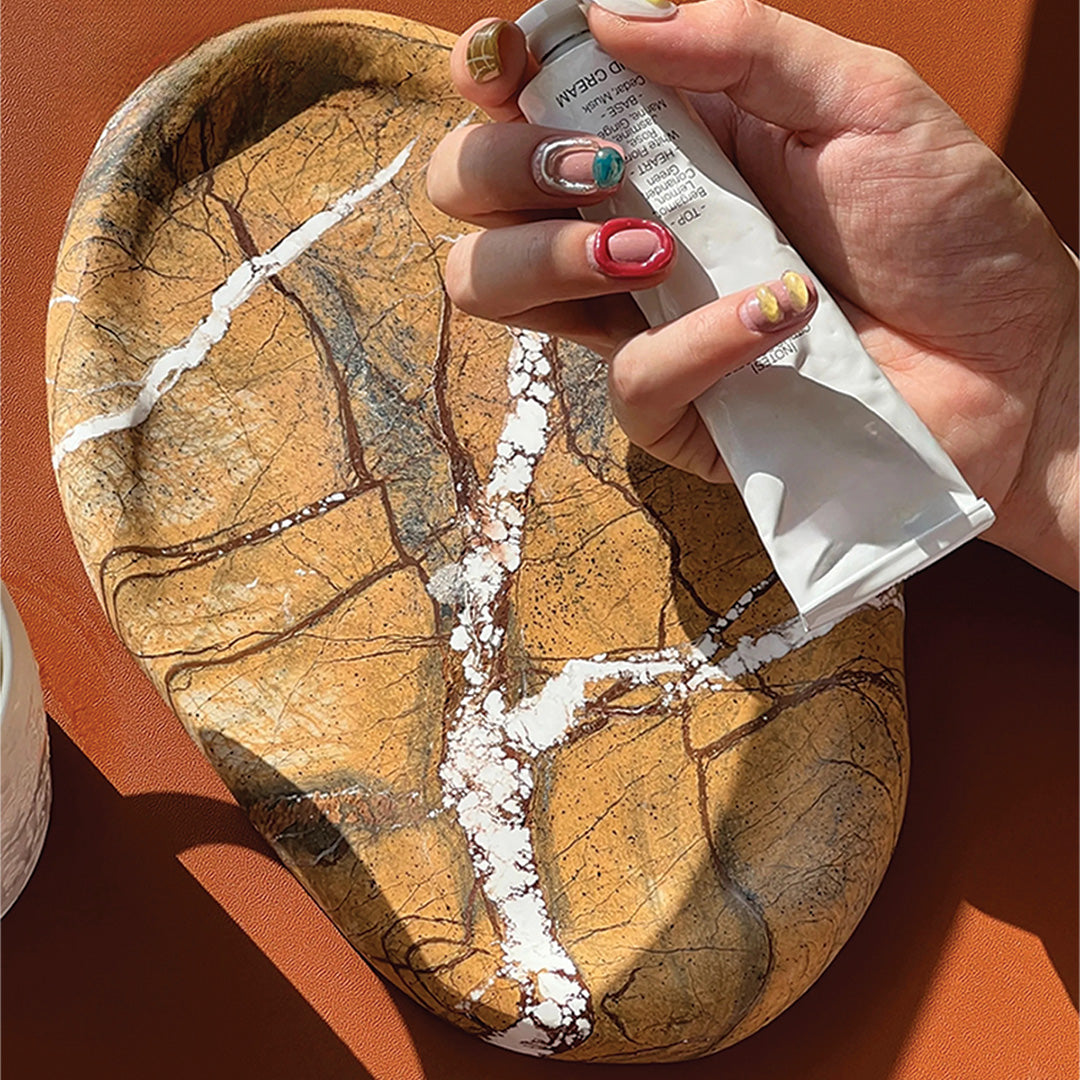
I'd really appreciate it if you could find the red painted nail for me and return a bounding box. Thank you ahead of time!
[590,218,675,278]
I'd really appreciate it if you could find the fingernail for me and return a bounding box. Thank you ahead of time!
[739,272,817,332]
[586,0,678,19]
[781,270,810,311]
[532,137,626,196]
[466,20,509,83]
[590,218,675,278]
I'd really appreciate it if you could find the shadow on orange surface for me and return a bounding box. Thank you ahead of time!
[969,0,1079,1006]
[0,721,376,1080]
[904,541,1078,1010]
[1002,0,1079,249]
[388,544,1078,1080]
[5,556,1071,1080]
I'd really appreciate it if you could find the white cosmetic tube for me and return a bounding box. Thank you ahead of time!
[516,0,994,628]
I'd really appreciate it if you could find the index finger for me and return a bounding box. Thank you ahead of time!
[451,18,538,122]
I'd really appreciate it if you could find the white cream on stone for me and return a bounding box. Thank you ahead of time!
[193,488,357,560]
[437,330,592,1055]
[52,140,417,470]
[433,329,878,1054]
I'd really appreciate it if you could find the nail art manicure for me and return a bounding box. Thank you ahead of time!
[781,270,810,311]
[465,20,509,83]
[587,0,678,18]
[590,218,675,278]
[532,137,626,196]
[739,272,817,332]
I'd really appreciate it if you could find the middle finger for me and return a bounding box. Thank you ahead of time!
[427,122,627,226]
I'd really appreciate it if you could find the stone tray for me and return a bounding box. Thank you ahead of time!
[47,9,908,1062]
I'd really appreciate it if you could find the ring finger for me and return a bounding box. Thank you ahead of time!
[445,216,676,322]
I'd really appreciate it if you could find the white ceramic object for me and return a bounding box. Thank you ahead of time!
[1,583,51,916]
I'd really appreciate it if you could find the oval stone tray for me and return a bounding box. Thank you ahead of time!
[47,9,908,1063]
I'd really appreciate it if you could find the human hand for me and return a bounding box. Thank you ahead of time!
[426,0,1078,585]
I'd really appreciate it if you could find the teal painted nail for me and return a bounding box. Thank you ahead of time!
[592,147,625,190]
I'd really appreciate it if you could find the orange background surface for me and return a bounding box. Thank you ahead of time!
[1,0,1077,1077]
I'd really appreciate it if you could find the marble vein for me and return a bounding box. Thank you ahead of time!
[51,139,417,470]
[435,330,591,1054]
[433,329,883,1055]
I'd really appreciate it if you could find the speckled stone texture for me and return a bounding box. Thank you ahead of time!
[47,10,909,1062]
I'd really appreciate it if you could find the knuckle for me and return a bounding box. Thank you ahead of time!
[713,0,776,48]
[608,352,652,412]
[676,302,729,375]
[735,0,775,29]
[443,239,484,316]
[851,45,916,88]
[877,48,917,80]
[678,305,718,367]
[424,125,481,212]
[525,228,560,282]
[845,47,937,126]
[424,162,446,211]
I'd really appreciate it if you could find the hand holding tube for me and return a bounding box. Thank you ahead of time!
[427,1,1078,587]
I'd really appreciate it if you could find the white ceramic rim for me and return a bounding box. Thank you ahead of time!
[0,585,13,726]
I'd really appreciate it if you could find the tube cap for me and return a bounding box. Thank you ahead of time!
[517,0,590,62]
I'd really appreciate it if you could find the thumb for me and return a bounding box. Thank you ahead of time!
[586,0,932,137]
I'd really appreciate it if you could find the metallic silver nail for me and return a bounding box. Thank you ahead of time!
[532,136,612,196]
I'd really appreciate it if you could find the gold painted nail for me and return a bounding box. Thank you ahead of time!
[756,285,782,323]
[782,271,809,312]
[466,21,508,84]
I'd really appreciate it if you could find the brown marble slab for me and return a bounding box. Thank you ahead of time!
[46,9,908,1062]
